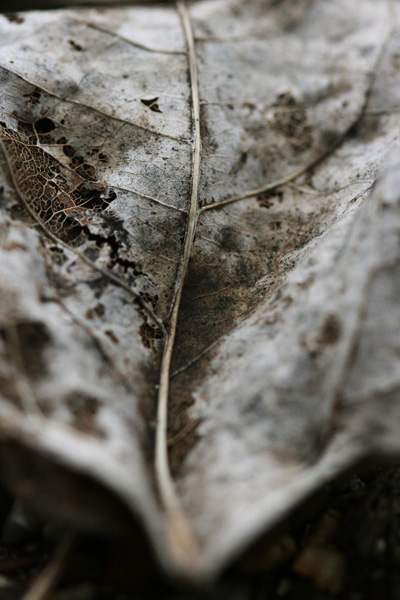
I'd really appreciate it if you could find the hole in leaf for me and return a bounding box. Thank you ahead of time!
[98,153,108,163]
[140,323,163,349]
[63,145,76,158]
[23,88,41,105]
[76,163,96,180]
[35,117,56,134]
[140,97,162,113]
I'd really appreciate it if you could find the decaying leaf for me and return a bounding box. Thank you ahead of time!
[0,0,399,585]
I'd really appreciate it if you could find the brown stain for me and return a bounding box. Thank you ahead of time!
[86,303,105,320]
[66,393,107,439]
[139,322,163,351]
[173,205,328,374]
[320,314,341,345]
[4,13,24,24]
[297,276,315,290]
[169,197,336,472]
[271,91,313,151]
[167,390,200,475]
[0,321,51,381]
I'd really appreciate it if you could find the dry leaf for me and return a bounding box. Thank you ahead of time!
[0,0,399,582]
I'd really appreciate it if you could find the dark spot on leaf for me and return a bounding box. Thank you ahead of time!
[216,226,244,251]
[83,246,99,262]
[105,330,119,345]
[320,315,341,345]
[271,91,312,150]
[257,190,282,209]
[23,88,41,105]
[4,13,24,23]
[297,277,315,290]
[69,39,83,52]
[66,393,106,438]
[140,323,163,350]
[269,221,282,231]
[140,292,158,310]
[320,128,338,146]
[239,151,248,165]
[63,145,75,158]
[94,303,105,317]
[49,246,66,265]
[242,393,262,415]
[0,321,51,379]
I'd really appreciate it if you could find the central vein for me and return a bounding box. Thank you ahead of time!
[154,0,201,567]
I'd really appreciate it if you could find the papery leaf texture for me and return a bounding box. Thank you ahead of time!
[0,0,399,580]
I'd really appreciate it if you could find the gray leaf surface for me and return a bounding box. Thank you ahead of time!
[0,0,399,581]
